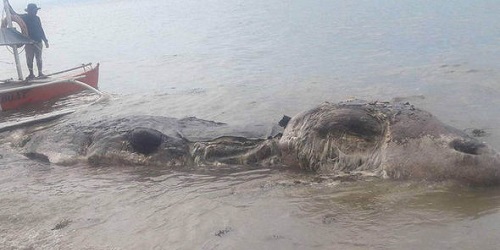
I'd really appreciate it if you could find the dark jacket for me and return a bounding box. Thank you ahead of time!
[20,14,47,43]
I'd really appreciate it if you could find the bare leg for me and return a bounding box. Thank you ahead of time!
[25,44,35,78]
[34,42,44,77]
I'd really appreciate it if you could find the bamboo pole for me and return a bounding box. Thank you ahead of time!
[3,0,24,80]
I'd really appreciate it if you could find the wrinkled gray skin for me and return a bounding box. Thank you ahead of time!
[7,100,500,185]
[280,101,500,185]
[11,116,281,168]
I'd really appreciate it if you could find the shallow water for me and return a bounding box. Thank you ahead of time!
[2,158,500,249]
[1,0,500,249]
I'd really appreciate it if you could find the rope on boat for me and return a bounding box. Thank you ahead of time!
[68,79,103,95]
[5,43,25,54]
[68,78,111,104]
[1,13,30,46]
[1,12,26,54]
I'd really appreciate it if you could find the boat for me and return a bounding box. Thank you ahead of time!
[0,63,100,111]
[0,0,101,112]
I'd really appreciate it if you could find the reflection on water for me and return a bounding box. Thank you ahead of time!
[0,91,103,124]
[1,0,500,249]
[1,159,500,249]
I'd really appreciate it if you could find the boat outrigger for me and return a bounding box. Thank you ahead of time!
[0,0,100,112]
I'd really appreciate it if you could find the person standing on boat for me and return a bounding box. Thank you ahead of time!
[20,3,49,80]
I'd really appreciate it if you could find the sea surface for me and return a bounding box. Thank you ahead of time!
[1,0,500,249]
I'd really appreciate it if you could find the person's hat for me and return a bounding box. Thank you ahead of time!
[25,3,41,12]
